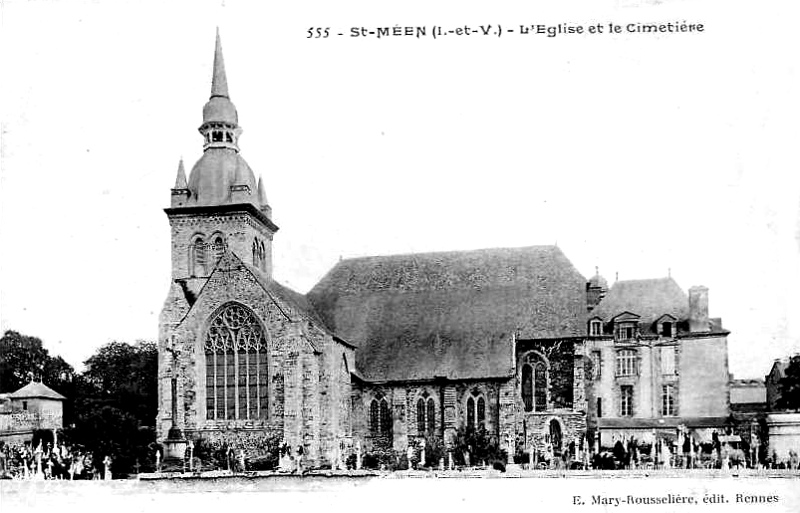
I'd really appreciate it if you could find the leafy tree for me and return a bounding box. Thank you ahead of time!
[0,330,75,396]
[777,355,800,411]
[82,340,158,425]
[67,340,158,476]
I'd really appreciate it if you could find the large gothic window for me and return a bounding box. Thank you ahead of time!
[204,303,268,421]
[520,352,549,412]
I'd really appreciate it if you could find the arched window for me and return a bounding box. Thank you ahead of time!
[204,303,268,421]
[522,364,533,412]
[416,398,426,434]
[379,399,391,435]
[211,236,225,265]
[416,394,436,435]
[427,398,435,434]
[466,391,486,431]
[191,237,207,276]
[369,397,392,437]
[339,356,351,436]
[520,351,549,412]
[369,399,379,434]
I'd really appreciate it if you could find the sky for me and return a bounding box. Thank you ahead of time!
[1,0,799,379]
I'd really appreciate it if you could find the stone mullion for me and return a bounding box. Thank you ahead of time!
[245,349,251,420]
[255,348,260,420]
[223,349,229,420]
[212,351,218,420]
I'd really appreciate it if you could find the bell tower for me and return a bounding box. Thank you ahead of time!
[164,30,277,299]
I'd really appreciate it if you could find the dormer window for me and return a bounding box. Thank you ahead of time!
[589,320,603,336]
[656,315,677,338]
[611,312,640,342]
[616,324,636,341]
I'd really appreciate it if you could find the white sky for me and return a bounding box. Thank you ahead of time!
[1,0,798,379]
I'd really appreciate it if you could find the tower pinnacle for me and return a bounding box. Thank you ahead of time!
[211,28,229,99]
[173,158,187,189]
[201,30,239,131]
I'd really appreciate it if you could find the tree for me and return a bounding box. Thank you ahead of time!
[777,355,800,412]
[0,330,75,395]
[67,340,158,476]
[81,340,158,425]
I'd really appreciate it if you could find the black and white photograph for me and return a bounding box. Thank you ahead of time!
[1,0,799,511]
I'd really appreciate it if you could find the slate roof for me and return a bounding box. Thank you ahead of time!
[307,246,587,382]
[590,277,689,334]
[221,253,331,338]
[9,382,66,400]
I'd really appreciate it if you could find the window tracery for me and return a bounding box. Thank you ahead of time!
[466,391,486,430]
[416,392,436,436]
[520,351,549,412]
[369,396,392,437]
[204,303,268,421]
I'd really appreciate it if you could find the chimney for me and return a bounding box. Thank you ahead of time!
[688,285,709,333]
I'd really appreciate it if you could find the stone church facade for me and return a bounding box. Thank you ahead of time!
[157,33,729,468]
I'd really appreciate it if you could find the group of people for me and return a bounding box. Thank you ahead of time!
[0,440,105,480]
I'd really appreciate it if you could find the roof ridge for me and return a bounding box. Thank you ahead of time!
[337,245,559,263]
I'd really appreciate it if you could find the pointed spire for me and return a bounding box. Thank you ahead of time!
[173,158,187,189]
[211,28,229,98]
[257,176,268,205]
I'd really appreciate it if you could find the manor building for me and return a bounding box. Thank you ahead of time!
[157,33,730,467]
[585,277,731,446]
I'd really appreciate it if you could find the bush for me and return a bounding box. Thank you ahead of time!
[362,452,379,470]
[452,426,506,467]
[362,447,396,470]
[423,437,445,468]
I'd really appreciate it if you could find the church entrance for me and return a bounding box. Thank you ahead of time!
[549,419,562,454]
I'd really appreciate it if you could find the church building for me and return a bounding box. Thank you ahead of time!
[157,33,730,468]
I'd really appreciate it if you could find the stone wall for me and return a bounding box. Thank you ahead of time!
[679,335,729,417]
[157,252,353,468]
[354,380,505,455]
[167,210,274,281]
